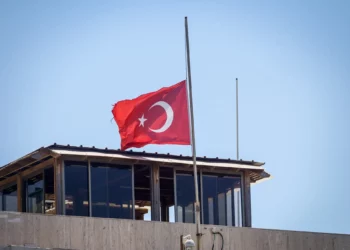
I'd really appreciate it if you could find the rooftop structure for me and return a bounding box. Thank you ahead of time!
[0,143,270,227]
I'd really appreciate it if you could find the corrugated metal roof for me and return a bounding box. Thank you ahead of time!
[51,149,264,171]
[48,144,265,166]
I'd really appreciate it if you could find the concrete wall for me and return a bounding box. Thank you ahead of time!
[0,212,349,250]
[0,246,71,250]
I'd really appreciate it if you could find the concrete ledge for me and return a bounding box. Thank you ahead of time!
[0,212,349,250]
[0,246,74,250]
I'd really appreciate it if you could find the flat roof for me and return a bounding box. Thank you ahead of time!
[0,143,271,183]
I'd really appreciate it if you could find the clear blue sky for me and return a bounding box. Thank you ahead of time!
[1,0,349,234]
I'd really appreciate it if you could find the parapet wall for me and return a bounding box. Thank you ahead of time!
[0,212,349,250]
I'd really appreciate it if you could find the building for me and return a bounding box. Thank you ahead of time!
[1,144,350,250]
[0,143,270,227]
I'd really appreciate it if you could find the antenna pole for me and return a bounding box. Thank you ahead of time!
[236,78,239,160]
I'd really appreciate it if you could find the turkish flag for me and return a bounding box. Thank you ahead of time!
[112,80,191,150]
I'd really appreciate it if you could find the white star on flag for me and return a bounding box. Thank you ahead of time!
[138,114,147,127]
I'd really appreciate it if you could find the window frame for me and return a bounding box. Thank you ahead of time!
[24,172,44,214]
[63,160,90,217]
[61,159,246,226]
[0,183,18,212]
[201,171,243,226]
[174,165,244,227]
[89,161,134,219]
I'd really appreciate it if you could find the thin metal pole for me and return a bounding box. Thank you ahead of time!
[185,16,201,249]
[236,78,239,160]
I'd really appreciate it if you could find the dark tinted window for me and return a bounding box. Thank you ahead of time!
[159,167,175,222]
[91,165,107,217]
[65,161,89,216]
[202,174,242,226]
[202,175,216,225]
[176,171,200,223]
[3,185,17,212]
[26,174,44,213]
[91,163,132,219]
[44,167,56,214]
[134,165,151,221]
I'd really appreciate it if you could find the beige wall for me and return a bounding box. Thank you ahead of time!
[0,212,349,250]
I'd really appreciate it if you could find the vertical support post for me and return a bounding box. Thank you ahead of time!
[54,158,63,215]
[16,174,22,212]
[61,160,66,215]
[185,16,201,249]
[132,164,135,220]
[88,159,92,217]
[243,171,252,227]
[174,168,178,222]
[151,164,160,221]
[43,169,46,214]
[236,78,239,160]
[200,169,204,224]
[53,158,57,215]
[231,183,235,226]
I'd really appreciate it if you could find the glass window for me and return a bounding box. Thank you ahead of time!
[26,173,44,213]
[202,173,242,226]
[44,167,56,214]
[159,167,175,222]
[64,161,89,216]
[176,171,200,223]
[202,175,216,225]
[3,185,17,212]
[91,164,107,217]
[233,183,243,227]
[91,163,132,219]
[134,165,151,221]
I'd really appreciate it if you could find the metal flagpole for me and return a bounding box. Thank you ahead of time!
[236,78,239,160]
[185,16,202,249]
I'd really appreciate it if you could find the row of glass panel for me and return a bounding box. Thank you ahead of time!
[64,161,243,226]
[0,161,243,226]
[0,167,56,214]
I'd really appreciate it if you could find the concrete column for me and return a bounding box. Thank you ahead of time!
[151,164,160,221]
[16,174,23,212]
[243,171,252,227]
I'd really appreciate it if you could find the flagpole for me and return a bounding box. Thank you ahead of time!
[185,16,202,249]
[236,78,239,160]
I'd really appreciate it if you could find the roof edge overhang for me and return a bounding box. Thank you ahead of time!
[0,144,270,184]
[52,148,270,183]
[0,147,59,180]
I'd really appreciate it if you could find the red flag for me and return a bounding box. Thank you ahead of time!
[112,80,190,150]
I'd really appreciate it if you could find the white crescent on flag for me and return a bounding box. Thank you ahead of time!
[148,101,174,133]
